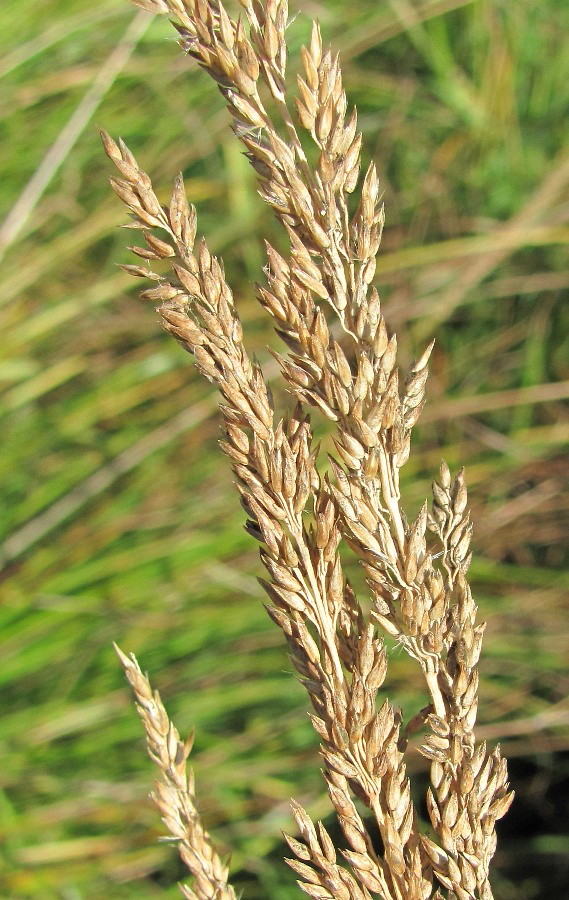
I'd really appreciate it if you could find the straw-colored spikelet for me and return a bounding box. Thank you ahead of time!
[114,645,236,900]
[104,2,513,897]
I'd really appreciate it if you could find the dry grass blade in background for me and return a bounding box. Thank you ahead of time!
[0,8,152,261]
[104,1,514,898]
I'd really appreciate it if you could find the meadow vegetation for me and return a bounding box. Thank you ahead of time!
[1,1,568,898]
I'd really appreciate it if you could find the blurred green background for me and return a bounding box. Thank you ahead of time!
[1,0,568,897]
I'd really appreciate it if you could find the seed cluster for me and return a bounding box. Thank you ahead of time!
[106,2,512,898]
[114,646,236,900]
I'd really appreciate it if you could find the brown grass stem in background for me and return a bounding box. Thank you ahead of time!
[103,1,513,897]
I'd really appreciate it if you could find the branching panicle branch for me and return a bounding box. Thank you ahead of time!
[105,2,512,898]
[114,644,236,900]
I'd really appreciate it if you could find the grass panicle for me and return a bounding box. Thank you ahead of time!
[104,2,514,898]
[114,644,237,900]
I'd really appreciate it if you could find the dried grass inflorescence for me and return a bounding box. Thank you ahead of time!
[103,2,513,898]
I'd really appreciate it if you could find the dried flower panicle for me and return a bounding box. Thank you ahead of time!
[105,2,513,898]
[114,645,236,900]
